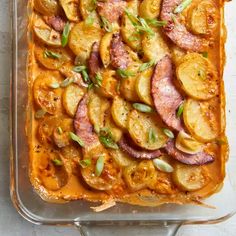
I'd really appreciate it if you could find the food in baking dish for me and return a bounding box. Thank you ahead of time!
[28,0,228,207]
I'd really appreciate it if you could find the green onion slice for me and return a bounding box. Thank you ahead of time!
[73,65,87,73]
[148,128,157,143]
[69,132,84,147]
[43,50,61,59]
[153,158,174,173]
[174,0,192,14]
[163,128,175,139]
[35,109,46,119]
[139,60,156,72]
[52,159,63,166]
[133,103,154,113]
[145,19,167,27]
[176,102,184,118]
[60,77,74,87]
[48,82,60,89]
[95,155,105,176]
[61,22,70,47]
[79,159,91,168]
[100,16,113,32]
[116,69,135,78]
[57,127,63,134]
[94,72,103,87]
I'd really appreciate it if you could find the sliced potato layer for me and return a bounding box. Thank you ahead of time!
[100,32,113,68]
[173,164,209,191]
[34,0,60,16]
[33,72,62,114]
[110,149,136,167]
[139,0,161,19]
[128,110,168,150]
[176,53,218,100]
[60,0,80,22]
[33,18,61,47]
[136,68,153,106]
[68,22,102,64]
[183,98,220,142]
[62,84,85,117]
[111,97,132,129]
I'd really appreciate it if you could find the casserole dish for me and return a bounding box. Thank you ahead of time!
[10,0,236,235]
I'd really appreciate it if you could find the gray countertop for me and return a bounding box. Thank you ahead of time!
[1,0,236,235]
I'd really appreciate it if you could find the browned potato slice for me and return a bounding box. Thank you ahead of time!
[188,0,218,35]
[110,149,136,167]
[88,91,110,132]
[33,18,61,47]
[60,0,80,22]
[100,32,113,68]
[135,68,153,106]
[173,163,209,191]
[176,53,218,100]
[123,160,157,191]
[52,118,73,148]
[170,45,186,65]
[183,98,220,142]
[33,72,62,114]
[68,22,102,64]
[34,0,60,16]
[121,15,142,51]
[142,28,169,62]
[96,70,118,98]
[139,0,161,19]
[127,0,139,15]
[128,110,168,150]
[81,145,121,190]
[111,96,132,129]
[80,0,95,19]
[34,45,72,70]
[37,151,72,191]
[62,84,85,117]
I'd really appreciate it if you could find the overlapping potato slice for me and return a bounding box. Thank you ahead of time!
[60,0,80,22]
[37,151,72,191]
[136,68,153,106]
[68,22,102,64]
[111,96,132,129]
[128,110,168,150]
[173,163,209,191]
[33,18,62,47]
[123,160,157,191]
[34,0,60,16]
[176,53,218,100]
[110,149,136,167]
[142,28,169,62]
[188,0,218,35]
[175,130,203,154]
[79,0,96,19]
[139,0,161,19]
[62,84,85,117]
[183,98,220,142]
[34,44,72,70]
[96,70,118,98]
[33,72,62,114]
[81,145,121,190]
[170,45,186,65]
[100,32,113,68]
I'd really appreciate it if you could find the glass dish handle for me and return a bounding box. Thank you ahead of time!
[74,222,182,236]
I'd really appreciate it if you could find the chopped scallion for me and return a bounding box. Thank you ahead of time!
[61,22,70,47]
[174,0,192,14]
[163,128,174,139]
[79,159,91,168]
[116,69,135,78]
[133,103,154,113]
[95,155,105,176]
[69,132,84,147]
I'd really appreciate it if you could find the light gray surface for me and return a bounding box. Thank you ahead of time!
[0,0,236,235]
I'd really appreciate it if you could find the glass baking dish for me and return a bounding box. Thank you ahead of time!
[10,0,236,235]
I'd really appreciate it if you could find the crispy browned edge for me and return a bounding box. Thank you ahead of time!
[25,0,230,206]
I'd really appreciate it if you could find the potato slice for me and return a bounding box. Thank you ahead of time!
[81,145,121,190]
[175,130,203,154]
[33,72,62,114]
[80,0,97,19]
[96,70,118,98]
[110,149,136,167]
[173,164,209,191]
[176,53,218,100]
[121,15,142,51]
[123,160,157,191]
[88,91,110,132]
[34,45,72,70]
[183,98,220,142]
[142,28,169,62]
[34,0,60,16]
[188,0,218,35]
[139,0,161,19]
[111,96,132,129]
[62,84,85,117]
[128,110,168,150]
[68,22,102,64]
[33,18,61,47]
[52,118,73,148]
[60,0,80,22]
[37,151,72,191]
[170,45,186,65]
[136,68,153,106]
[100,32,113,68]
